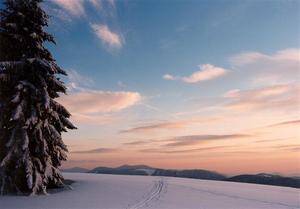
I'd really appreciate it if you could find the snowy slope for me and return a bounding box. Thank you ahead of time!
[0,173,299,209]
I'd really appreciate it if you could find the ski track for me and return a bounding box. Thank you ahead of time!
[127,177,166,209]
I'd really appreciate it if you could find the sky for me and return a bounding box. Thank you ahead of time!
[33,0,300,175]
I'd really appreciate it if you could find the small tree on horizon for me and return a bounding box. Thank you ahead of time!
[0,0,76,195]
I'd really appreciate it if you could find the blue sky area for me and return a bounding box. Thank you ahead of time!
[1,0,299,174]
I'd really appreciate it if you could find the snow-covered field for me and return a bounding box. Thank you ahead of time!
[0,173,299,209]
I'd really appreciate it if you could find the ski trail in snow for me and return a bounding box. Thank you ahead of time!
[127,177,166,209]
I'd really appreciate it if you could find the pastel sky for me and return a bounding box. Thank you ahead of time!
[37,0,299,175]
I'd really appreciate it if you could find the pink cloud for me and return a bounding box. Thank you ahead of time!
[163,134,250,147]
[91,24,123,49]
[140,145,236,154]
[163,64,228,83]
[223,84,299,112]
[268,119,300,128]
[230,48,300,66]
[72,147,119,154]
[229,52,266,66]
[121,117,220,133]
[51,0,106,17]
[229,48,300,85]
[183,64,227,83]
[52,0,86,16]
[71,113,121,125]
[58,90,141,114]
[274,48,300,61]
[163,74,176,80]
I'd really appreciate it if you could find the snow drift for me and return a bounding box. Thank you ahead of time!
[0,173,299,209]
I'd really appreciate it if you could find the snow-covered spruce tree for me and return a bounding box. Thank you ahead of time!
[0,0,76,195]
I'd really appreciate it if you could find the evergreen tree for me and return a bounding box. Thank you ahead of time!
[0,0,76,195]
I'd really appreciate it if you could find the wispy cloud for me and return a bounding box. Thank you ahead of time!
[59,74,140,125]
[163,134,250,147]
[51,0,109,17]
[163,64,228,83]
[254,138,286,143]
[187,48,300,114]
[58,71,141,125]
[230,48,300,66]
[72,148,118,154]
[123,140,150,146]
[223,84,299,112]
[230,48,300,85]
[58,90,141,114]
[121,117,219,134]
[140,145,235,154]
[230,52,266,66]
[51,0,87,17]
[121,134,249,150]
[89,0,102,10]
[191,83,299,117]
[123,139,164,146]
[67,69,95,89]
[270,144,300,153]
[267,119,300,127]
[71,113,121,125]
[91,24,123,49]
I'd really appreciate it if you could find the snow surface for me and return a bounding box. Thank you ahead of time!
[0,173,299,209]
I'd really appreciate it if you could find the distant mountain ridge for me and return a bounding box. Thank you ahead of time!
[62,165,300,188]
[153,168,225,180]
[89,166,151,176]
[226,173,300,188]
[62,167,90,173]
[116,164,155,170]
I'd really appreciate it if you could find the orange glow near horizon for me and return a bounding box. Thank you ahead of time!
[58,48,300,176]
[62,119,300,175]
